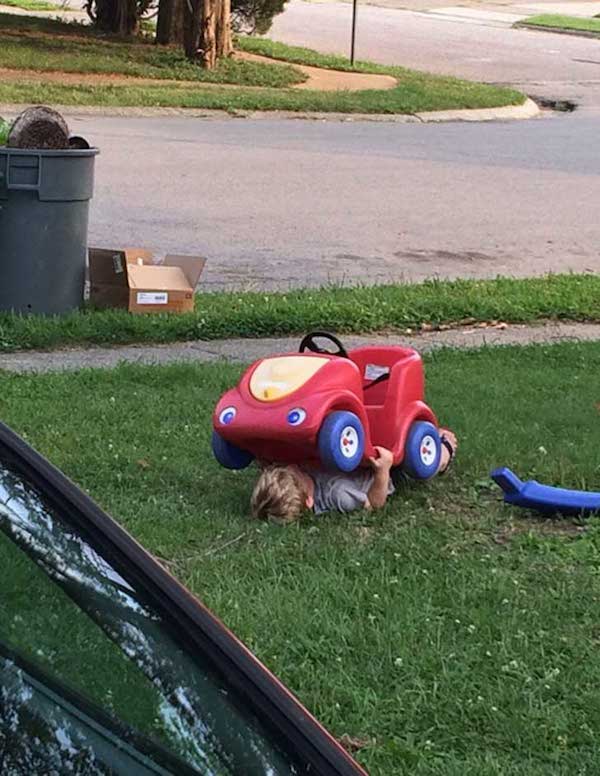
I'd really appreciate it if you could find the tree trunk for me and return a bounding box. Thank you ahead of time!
[156,0,185,44]
[198,0,231,67]
[215,0,232,59]
[94,0,138,35]
[183,0,231,68]
[200,0,217,69]
[183,0,201,58]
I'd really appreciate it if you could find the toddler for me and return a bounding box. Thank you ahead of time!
[251,430,457,524]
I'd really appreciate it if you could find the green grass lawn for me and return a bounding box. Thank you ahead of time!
[0,273,598,353]
[0,12,524,113]
[519,14,600,35]
[1,340,600,774]
[0,13,305,87]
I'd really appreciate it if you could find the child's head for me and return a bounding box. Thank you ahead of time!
[251,465,313,524]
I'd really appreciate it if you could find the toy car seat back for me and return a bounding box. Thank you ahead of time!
[349,347,421,407]
[349,346,436,458]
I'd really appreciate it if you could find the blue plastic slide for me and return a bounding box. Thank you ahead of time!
[491,467,600,517]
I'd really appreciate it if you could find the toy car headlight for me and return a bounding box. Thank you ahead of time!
[219,407,237,425]
[287,408,307,426]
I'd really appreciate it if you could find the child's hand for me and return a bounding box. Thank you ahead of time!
[369,446,394,472]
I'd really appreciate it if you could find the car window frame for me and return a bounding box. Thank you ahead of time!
[0,421,366,776]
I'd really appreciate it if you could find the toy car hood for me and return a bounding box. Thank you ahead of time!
[213,353,368,466]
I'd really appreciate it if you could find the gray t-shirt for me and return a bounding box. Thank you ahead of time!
[311,468,395,515]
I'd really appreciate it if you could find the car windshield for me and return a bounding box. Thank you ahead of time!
[0,455,307,775]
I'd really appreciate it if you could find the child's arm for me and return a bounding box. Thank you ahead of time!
[366,447,394,510]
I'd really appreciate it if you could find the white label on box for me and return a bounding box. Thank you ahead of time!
[137,292,168,305]
[364,364,390,380]
[112,254,124,274]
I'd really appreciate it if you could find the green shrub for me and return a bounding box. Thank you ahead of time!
[232,0,288,34]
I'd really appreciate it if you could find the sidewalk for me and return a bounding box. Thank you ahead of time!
[1,321,599,373]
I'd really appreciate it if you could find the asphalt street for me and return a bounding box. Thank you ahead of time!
[80,110,600,290]
[269,0,600,108]
[46,0,600,290]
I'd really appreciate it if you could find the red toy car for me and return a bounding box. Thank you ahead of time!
[212,332,442,478]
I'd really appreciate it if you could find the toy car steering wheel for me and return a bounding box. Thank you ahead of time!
[299,332,349,359]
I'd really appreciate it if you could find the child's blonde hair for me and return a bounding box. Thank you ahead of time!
[251,466,308,524]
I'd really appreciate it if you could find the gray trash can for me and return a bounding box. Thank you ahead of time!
[0,146,98,315]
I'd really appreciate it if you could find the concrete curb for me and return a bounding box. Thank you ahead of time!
[414,97,540,123]
[515,21,600,40]
[1,321,599,374]
[0,98,541,124]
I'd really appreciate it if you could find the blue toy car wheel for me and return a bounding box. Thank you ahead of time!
[318,411,365,472]
[212,430,254,470]
[403,421,441,480]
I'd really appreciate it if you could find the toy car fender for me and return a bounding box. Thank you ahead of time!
[214,383,373,467]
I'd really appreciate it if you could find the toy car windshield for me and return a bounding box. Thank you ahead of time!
[250,355,329,401]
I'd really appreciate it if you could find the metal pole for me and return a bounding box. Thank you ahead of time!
[350,0,358,66]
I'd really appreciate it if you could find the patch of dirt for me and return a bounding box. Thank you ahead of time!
[0,51,397,93]
[0,26,395,97]
[354,526,374,544]
[235,51,397,92]
[493,517,587,545]
[337,734,375,753]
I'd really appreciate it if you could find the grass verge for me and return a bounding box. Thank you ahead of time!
[0,77,524,113]
[0,12,524,113]
[518,14,600,35]
[2,340,600,774]
[0,274,598,353]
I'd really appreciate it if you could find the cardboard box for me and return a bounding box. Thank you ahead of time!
[89,248,206,314]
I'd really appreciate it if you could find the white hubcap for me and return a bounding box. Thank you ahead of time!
[340,426,359,458]
[420,435,437,467]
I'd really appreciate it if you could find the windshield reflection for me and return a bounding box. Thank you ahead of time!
[0,463,301,775]
[1,648,174,775]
